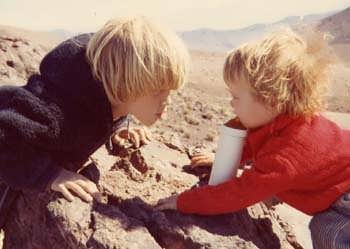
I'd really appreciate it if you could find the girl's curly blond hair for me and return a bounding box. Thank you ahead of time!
[224,28,334,117]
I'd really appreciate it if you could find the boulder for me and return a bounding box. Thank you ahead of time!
[4,141,303,249]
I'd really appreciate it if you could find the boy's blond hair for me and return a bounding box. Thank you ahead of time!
[224,28,334,117]
[86,16,189,106]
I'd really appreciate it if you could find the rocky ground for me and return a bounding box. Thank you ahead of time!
[4,143,303,249]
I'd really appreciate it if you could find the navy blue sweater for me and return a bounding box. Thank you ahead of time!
[0,34,125,191]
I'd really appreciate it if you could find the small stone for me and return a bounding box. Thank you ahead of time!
[6,60,15,68]
[184,115,200,125]
[155,173,162,182]
[205,133,215,142]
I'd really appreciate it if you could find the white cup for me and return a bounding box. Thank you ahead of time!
[208,125,247,185]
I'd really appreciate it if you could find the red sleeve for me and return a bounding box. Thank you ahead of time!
[177,154,297,215]
[240,142,252,166]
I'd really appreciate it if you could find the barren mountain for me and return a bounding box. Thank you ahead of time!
[0,25,62,47]
[318,7,350,44]
[180,10,336,52]
[317,7,350,64]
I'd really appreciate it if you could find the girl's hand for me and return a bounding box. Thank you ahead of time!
[192,153,247,170]
[112,126,151,148]
[154,194,179,211]
[51,168,101,202]
[190,153,215,168]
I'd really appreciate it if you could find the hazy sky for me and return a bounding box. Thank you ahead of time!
[0,0,348,32]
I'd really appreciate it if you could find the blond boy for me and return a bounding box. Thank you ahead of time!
[0,16,188,226]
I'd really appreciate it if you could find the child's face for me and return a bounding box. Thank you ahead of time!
[227,76,279,129]
[127,89,171,126]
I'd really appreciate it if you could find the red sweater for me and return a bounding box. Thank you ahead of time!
[177,114,350,215]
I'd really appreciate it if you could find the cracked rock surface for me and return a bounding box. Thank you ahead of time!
[4,142,302,249]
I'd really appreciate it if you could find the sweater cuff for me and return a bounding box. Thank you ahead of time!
[34,164,62,192]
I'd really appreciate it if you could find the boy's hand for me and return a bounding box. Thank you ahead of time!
[51,168,101,203]
[154,194,178,211]
[190,153,215,168]
[112,126,151,148]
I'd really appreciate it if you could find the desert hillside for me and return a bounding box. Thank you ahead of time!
[318,7,350,44]
[318,7,350,65]
[180,10,336,52]
[0,24,61,47]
